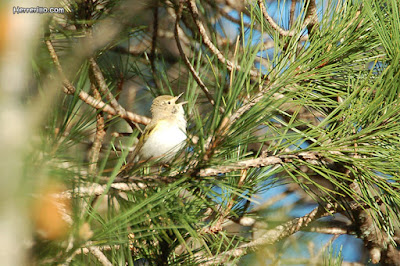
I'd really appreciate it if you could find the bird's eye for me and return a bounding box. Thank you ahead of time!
[167,101,171,104]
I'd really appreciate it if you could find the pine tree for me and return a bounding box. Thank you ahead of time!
[1,0,400,265]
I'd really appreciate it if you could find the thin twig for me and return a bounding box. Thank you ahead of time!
[45,39,76,95]
[199,154,283,176]
[209,169,247,233]
[87,246,113,266]
[187,0,260,78]
[45,40,151,125]
[304,0,318,37]
[54,182,148,199]
[193,82,279,167]
[150,0,161,90]
[258,0,296,37]
[305,224,351,235]
[75,244,120,255]
[289,0,297,28]
[204,0,252,28]
[88,84,106,175]
[258,0,309,41]
[119,152,332,181]
[166,2,192,46]
[111,42,149,56]
[89,58,122,114]
[202,203,335,265]
[174,1,216,106]
[89,57,139,130]
[63,243,120,265]
[79,90,150,125]
[229,91,266,124]
[54,153,321,201]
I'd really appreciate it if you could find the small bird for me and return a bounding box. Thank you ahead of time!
[124,94,187,170]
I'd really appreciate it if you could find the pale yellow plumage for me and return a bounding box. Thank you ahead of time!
[120,94,187,175]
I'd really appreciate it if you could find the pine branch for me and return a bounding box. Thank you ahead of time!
[30,0,400,264]
[174,1,216,107]
[203,203,335,265]
[89,57,141,131]
[187,0,260,78]
[64,242,121,266]
[199,151,328,177]
[88,83,106,175]
[87,246,113,266]
[257,0,309,41]
[54,183,148,199]
[45,39,151,126]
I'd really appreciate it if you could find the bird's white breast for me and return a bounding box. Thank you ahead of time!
[138,120,186,162]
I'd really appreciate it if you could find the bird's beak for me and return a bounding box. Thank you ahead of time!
[175,92,184,100]
[175,92,187,105]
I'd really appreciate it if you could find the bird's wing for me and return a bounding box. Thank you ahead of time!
[117,122,158,176]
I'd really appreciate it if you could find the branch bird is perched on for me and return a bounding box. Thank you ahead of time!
[122,94,187,173]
